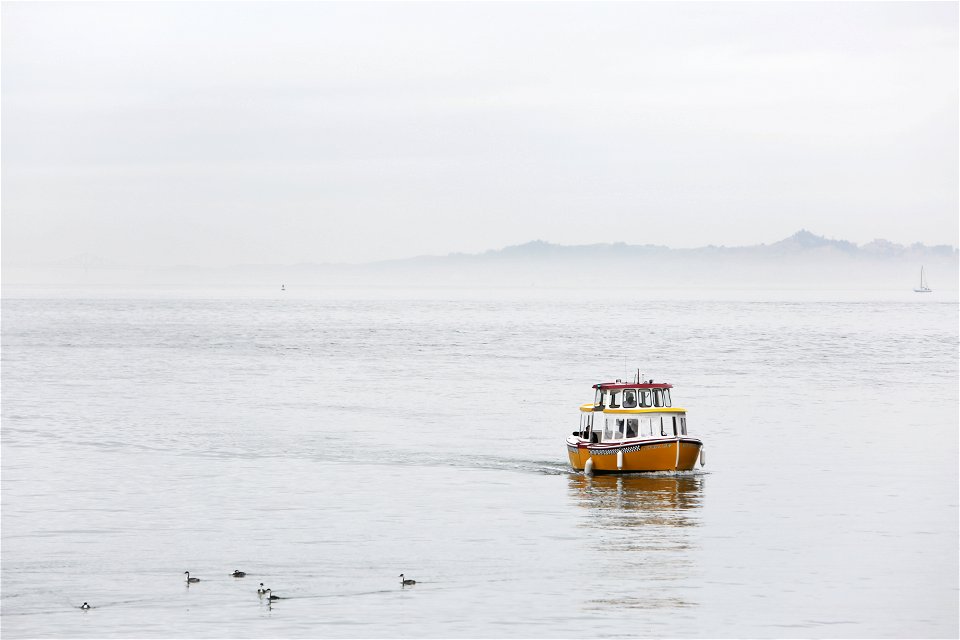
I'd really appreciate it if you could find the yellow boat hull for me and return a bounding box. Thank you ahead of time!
[567,438,702,473]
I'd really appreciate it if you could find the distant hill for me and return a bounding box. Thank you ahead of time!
[383,229,953,263]
[4,230,958,290]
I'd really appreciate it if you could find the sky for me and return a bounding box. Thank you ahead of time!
[2,1,957,267]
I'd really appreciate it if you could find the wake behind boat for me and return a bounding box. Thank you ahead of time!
[567,372,704,474]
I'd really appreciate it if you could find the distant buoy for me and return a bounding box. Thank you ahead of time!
[699,447,706,467]
[584,457,594,476]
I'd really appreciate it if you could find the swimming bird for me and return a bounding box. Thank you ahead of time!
[80,602,90,610]
[399,574,416,586]
[231,570,246,578]
[264,588,280,601]
[257,583,267,595]
[184,571,200,583]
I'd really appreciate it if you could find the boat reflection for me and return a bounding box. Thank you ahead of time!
[568,473,704,527]
[568,473,705,612]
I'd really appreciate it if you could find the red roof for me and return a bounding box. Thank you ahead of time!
[593,382,672,390]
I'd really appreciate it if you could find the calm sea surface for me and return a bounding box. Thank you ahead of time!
[2,287,957,638]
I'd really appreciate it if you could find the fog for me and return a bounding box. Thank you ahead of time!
[2,2,957,269]
[4,232,956,299]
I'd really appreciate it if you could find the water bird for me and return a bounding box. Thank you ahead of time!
[399,574,416,586]
[80,602,90,610]
[184,571,200,583]
[257,583,267,595]
[231,570,246,577]
[264,588,280,601]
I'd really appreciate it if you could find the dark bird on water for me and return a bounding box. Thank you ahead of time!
[184,571,200,583]
[80,602,90,610]
[231,570,246,577]
[257,583,267,595]
[265,589,280,601]
[400,574,416,586]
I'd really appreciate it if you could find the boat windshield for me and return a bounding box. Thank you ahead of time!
[622,389,637,408]
[608,390,620,408]
[638,389,652,407]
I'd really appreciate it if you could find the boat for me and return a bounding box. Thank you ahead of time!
[566,372,703,474]
[913,267,932,293]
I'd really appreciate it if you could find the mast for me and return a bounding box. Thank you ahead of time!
[916,266,931,292]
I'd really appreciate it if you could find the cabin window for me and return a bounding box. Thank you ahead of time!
[663,389,671,407]
[672,416,679,436]
[660,417,669,436]
[609,390,621,409]
[642,417,653,437]
[680,417,687,435]
[594,388,604,407]
[603,418,614,441]
[622,389,637,408]
[626,418,638,438]
[638,389,652,408]
[653,389,663,407]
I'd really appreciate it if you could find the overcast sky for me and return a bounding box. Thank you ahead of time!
[2,2,957,267]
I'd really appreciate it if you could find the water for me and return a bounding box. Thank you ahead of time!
[2,288,957,637]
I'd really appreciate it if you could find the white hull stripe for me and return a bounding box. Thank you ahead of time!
[566,438,702,456]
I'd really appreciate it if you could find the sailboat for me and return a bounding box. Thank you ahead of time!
[913,267,932,293]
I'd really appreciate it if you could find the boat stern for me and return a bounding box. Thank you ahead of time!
[566,435,587,470]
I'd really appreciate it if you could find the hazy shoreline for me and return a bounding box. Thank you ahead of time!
[3,231,957,292]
